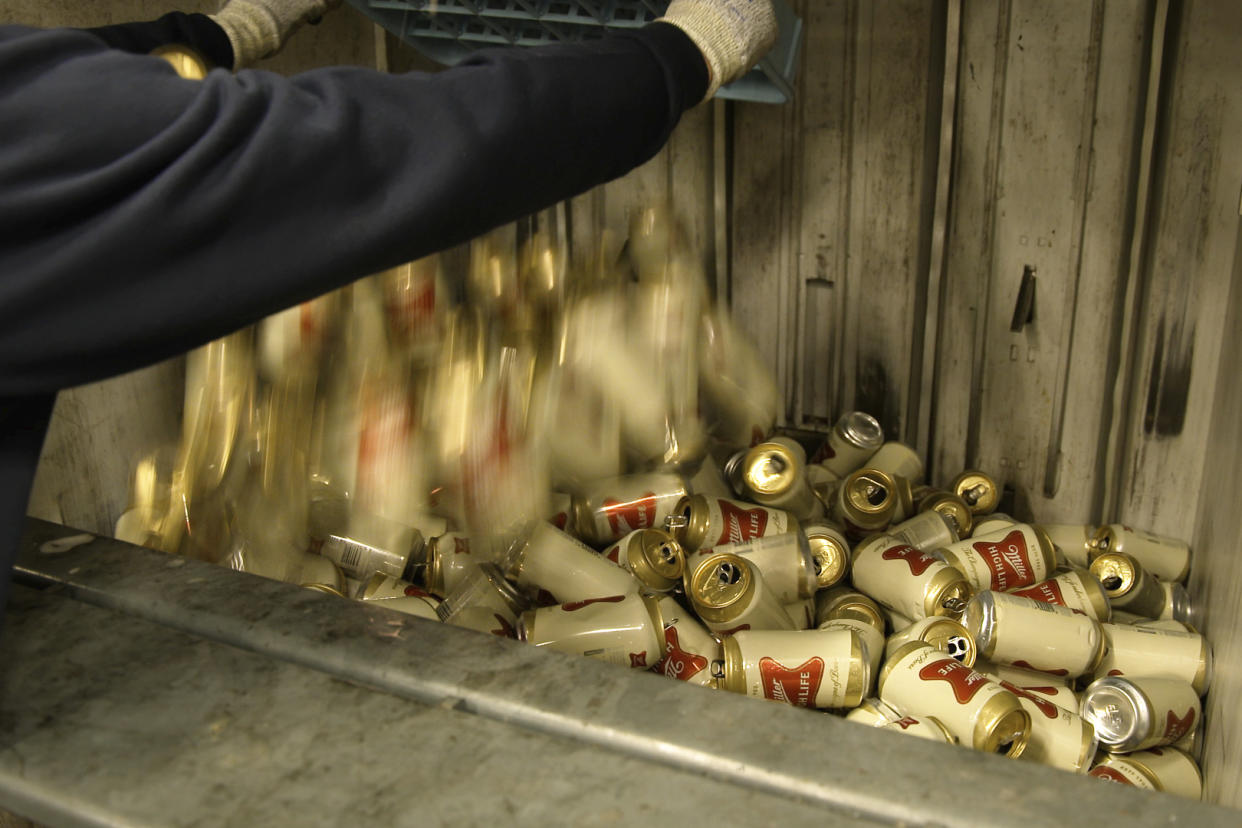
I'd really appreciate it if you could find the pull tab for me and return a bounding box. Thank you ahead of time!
[1010,265,1037,332]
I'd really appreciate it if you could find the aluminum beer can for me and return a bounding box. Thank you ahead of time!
[802,522,852,589]
[1088,524,1191,583]
[818,618,882,694]
[969,512,1016,540]
[814,586,886,631]
[319,527,426,583]
[735,437,822,521]
[833,469,901,537]
[964,590,1104,678]
[850,534,973,620]
[997,679,1097,772]
[1080,676,1201,753]
[936,523,1056,593]
[1089,552,1166,619]
[685,532,818,604]
[1007,569,1112,622]
[519,592,664,670]
[784,597,816,630]
[878,714,956,743]
[916,490,974,538]
[1156,581,1193,624]
[573,472,689,547]
[685,552,796,635]
[437,562,525,638]
[545,491,575,534]
[979,662,1079,713]
[818,411,884,479]
[425,531,480,597]
[889,510,959,552]
[601,528,685,593]
[806,464,842,514]
[1090,748,1202,799]
[950,470,999,515]
[511,521,639,604]
[844,696,902,727]
[1093,622,1212,695]
[866,441,924,484]
[650,596,721,687]
[878,642,1030,757]
[358,574,442,620]
[1041,523,1097,569]
[885,616,976,667]
[668,494,795,552]
[719,628,869,709]
[298,555,346,594]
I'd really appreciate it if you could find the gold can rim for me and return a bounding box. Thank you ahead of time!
[687,553,755,622]
[1090,551,1138,598]
[844,469,897,516]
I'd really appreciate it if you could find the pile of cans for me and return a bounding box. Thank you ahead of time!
[115,207,1209,800]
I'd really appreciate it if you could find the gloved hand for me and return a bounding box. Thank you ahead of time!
[211,0,343,69]
[659,0,778,101]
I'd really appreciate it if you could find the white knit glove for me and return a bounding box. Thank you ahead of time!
[211,0,342,68]
[659,0,778,101]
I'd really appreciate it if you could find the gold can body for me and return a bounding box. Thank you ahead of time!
[878,642,1030,757]
[512,521,639,604]
[651,595,721,687]
[721,628,868,709]
[850,534,973,620]
[519,593,663,670]
[964,590,1104,678]
[936,523,1056,592]
[573,472,688,546]
[426,531,477,596]
[685,552,796,635]
[1007,569,1112,622]
[1094,622,1212,696]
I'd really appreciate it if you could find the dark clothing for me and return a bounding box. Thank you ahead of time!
[0,17,707,613]
[86,12,235,69]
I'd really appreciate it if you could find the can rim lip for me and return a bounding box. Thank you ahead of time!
[1090,551,1138,598]
[1080,675,1152,751]
[836,411,884,449]
[742,442,800,497]
[844,469,896,516]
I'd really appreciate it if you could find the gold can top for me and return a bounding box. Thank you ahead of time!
[630,529,686,588]
[743,441,801,498]
[816,587,886,633]
[687,553,755,624]
[951,470,1000,516]
[843,469,897,517]
[805,527,851,589]
[1090,551,1138,599]
[975,693,1030,757]
[669,494,707,550]
[720,635,747,695]
[919,491,974,537]
[927,570,974,619]
[915,618,977,668]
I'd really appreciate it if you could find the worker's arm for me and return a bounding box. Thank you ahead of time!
[84,12,235,69]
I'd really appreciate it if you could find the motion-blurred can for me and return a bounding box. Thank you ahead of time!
[510,521,639,604]
[573,473,688,547]
[518,592,664,670]
[358,574,442,620]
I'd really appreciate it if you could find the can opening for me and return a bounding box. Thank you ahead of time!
[764,455,789,476]
[865,482,888,506]
[963,484,986,506]
[716,562,742,586]
[945,635,971,662]
[657,543,678,565]
[1102,575,1123,591]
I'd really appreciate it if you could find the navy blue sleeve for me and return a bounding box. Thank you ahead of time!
[0,22,708,396]
[84,12,235,69]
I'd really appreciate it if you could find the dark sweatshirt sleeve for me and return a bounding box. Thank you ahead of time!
[84,12,235,69]
[0,22,708,396]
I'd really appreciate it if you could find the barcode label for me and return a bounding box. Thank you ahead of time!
[323,536,374,578]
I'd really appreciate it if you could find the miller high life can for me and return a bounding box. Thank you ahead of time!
[818,617,882,695]
[600,528,685,593]
[885,616,976,667]
[968,512,1016,540]
[1088,524,1191,583]
[950,470,999,516]
[684,552,795,635]
[425,531,480,597]
[667,494,795,552]
[518,592,664,670]
[1006,569,1112,622]
[733,437,822,521]
[814,586,886,632]
[850,534,973,621]
[802,522,852,589]
[889,510,959,552]
[979,662,1080,713]
[438,562,526,639]
[1156,580,1193,624]
[844,696,903,727]
[964,590,1105,678]
[916,489,974,537]
[684,532,818,604]
[784,597,816,630]
[935,523,1057,593]
[1041,523,1097,569]
[318,525,427,583]
[832,468,901,537]
[651,595,721,687]
[358,574,442,620]
[878,642,1030,757]
[545,491,575,535]
[844,697,955,744]
[1093,622,1212,696]
[1080,676,1201,753]
[718,628,869,709]
[997,679,1097,772]
[1089,551,1166,619]
[298,555,346,594]
[806,464,842,514]
[1089,748,1202,799]
[572,472,688,547]
[510,521,639,604]
[818,411,884,479]
[866,441,924,484]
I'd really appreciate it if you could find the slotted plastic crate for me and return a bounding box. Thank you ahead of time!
[346,0,803,103]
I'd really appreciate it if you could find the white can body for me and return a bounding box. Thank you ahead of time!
[359,575,442,620]
[1007,570,1108,621]
[1041,523,1096,569]
[850,536,964,620]
[514,522,639,604]
[998,680,1096,772]
[939,524,1053,592]
[819,617,883,696]
[523,594,662,669]
[980,662,1079,713]
[729,628,864,709]
[968,591,1103,678]
[1094,623,1211,695]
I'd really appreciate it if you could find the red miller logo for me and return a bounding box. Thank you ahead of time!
[561,595,627,612]
[654,627,709,681]
[717,499,770,545]
[603,493,659,535]
[893,717,921,730]
[1011,659,1070,677]
[604,544,621,564]
[971,529,1035,590]
[452,537,471,555]
[1089,766,1135,785]
[882,544,937,577]
[490,614,516,638]
[403,585,434,599]
[1010,579,1067,607]
[759,656,824,708]
[1163,708,1196,742]
[629,651,648,668]
[999,680,1060,720]
[918,658,989,704]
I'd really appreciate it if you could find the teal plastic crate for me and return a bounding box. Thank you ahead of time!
[347,0,802,103]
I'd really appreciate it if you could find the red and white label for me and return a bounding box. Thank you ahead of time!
[971,530,1035,590]
[716,499,772,546]
[561,595,627,612]
[918,658,990,704]
[604,493,659,535]
[759,656,824,708]
[655,627,709,681]
[1163,708,1196,742]
[1090,766,1136,785]
[999,680,1060,720]
[882,544,937,577]
[1010,579,1066,606]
